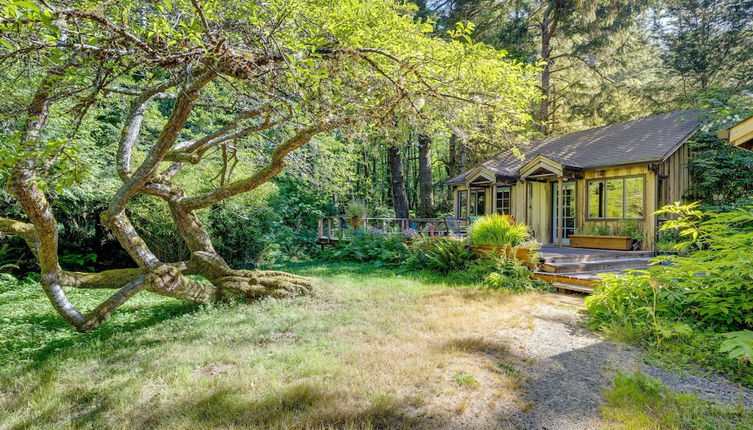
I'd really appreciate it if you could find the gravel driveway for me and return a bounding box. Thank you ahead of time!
[500,294,753,430]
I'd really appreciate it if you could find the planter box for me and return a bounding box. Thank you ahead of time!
[568,235,632,251]
[470,245,537,263]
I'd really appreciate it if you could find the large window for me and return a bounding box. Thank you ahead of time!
[457,189,488,218]
[588,176,644,219]
[496,186,511,215]
[470,189,486,216]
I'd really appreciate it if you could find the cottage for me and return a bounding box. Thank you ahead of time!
[446,111,704,250]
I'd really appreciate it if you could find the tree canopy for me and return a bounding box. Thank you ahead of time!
[0,0,539,331]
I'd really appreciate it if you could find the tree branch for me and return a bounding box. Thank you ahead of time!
[177,122,331,210]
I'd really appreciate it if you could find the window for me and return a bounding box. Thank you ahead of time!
[457,190,468,218]
[496,186,511,215]
[470,189,486,216]
[588,176,644,219]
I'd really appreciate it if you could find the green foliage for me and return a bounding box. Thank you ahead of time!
[720,331,753,365]
[621,220,644,243]
[469,214,530,247]
[578,221,643,242]
[482,257,553,292]
[424,237,475,274]
[579,224,618,236]
[322,234,409,268]
[58,251,97,272]
[344,200,367,230]
[586,203,753,384]
[686,131,753,207]
[601,372,753,429]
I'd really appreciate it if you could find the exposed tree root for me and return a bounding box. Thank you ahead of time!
[190,251,315,299]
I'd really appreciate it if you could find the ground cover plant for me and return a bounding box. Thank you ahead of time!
[600,372,753,429]
[586,203,753,385]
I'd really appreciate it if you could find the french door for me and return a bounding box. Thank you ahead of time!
[551,182,576,245]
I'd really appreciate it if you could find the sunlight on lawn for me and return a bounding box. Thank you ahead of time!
[0,264,550,429]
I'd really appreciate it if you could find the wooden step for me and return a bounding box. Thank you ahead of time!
[534,272,598,287]
[551,282,594,294]
[540,258,652,274]
[543,250,654,264]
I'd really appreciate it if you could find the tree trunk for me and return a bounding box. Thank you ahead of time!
[539,11,552,136]
[388,145,410,219]
[417,133,434,218]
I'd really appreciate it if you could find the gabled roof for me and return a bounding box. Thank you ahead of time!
[447,110,701,185]
[718,115,753,150]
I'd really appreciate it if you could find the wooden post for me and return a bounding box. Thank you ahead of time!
[466,187,472,219]
[557,177,564,247]
[318,218,324,239]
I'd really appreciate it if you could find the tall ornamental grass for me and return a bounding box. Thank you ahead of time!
[469,214,530,247]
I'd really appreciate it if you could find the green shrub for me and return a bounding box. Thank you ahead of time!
[469,214,530,247]
[585,203,753,383]
[322,234,409,267]
[424,237,475,274]
[483,257,553,292]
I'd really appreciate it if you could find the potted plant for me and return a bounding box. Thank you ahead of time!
[468,214,538,263]
[344,201,367,235]
[568,224,633,251]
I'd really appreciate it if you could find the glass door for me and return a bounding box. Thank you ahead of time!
[551,182,576,244]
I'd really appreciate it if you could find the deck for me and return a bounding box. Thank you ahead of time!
[534,246,655,293]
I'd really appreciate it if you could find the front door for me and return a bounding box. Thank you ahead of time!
[551,181,576,245]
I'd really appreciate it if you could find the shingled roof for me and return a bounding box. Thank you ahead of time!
[447,110,701,185]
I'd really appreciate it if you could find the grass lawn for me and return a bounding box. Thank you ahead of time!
[601,372,753,429]
[0,264,541,429]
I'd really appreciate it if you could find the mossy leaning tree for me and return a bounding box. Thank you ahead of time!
[0,0,538,332]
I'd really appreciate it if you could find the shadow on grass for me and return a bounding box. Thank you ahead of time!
[1,299,201,370]
[140,382,431,429]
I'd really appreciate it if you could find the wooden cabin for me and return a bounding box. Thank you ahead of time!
[446,111,704,250]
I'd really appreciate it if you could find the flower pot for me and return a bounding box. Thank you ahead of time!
[568,235,632,251]
[470,245,536,263]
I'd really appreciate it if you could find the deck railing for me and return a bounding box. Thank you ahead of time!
[317,216,452,243]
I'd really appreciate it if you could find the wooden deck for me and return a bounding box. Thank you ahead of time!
[534,246,654,293]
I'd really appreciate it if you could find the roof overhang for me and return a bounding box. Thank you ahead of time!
[463,166,497,186]
[519,154,579,180]
[718,116,753,150]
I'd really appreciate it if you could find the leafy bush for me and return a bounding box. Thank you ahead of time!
[469,214,530,247]
[586,203,753,382]
[424,237,475,274]
[322,234,409,267]
[720,331,753,365]
[483,257,553,292]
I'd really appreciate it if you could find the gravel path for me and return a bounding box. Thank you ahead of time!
[500,294,753,430]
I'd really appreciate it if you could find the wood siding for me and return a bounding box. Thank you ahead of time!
[658,141,691,208]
